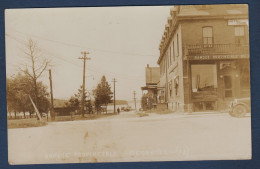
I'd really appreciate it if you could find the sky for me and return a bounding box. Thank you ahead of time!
[5,6,172,101]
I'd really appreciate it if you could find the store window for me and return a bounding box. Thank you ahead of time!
[202,26,213,47]
[191,64,217,92]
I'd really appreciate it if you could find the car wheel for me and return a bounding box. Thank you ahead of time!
[232,105,247,117]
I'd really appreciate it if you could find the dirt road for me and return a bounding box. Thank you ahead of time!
[8,111,251,164]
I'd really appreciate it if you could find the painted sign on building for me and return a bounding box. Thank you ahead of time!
[228,19,248,25]
[188,54,249,60]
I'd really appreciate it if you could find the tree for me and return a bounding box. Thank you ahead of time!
[66,85,93,115]
[86,99,93,114]
[6,73,50,118]
[19,39,50,114]
[66,96,80,110]
[93,76,113,114]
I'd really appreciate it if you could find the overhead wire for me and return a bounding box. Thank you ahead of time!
[6,28,157,57]
[5,33,146,82]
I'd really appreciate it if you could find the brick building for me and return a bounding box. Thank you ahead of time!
[157,4,250,112]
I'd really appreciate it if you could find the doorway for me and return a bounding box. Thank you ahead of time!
[223,75,233,98]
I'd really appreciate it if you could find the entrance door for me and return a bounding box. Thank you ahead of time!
[223,76,233,98]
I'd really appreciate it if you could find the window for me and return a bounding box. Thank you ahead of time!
[160,62,163,76]
[169,47,172,65]
[235,26,245,36]
[159,90,165,103]
[235,26,245,45]
[191,64,217,92]
[169,81,172,97]
[172,42,175,61]
[202,26,213,47]
[177,34,179,55]
[166,51,169,69]
[164,58,166,74]
[162,58,165,75]
[174,76,179,96]
[167,52,170,68]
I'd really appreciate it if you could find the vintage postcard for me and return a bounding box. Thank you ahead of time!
[5,4,251,164]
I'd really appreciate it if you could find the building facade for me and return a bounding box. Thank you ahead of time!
[157,4,250,112]
[141,64,160,109]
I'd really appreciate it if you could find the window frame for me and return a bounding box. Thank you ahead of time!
[177,34,179,56]
[202,26,214,47]
[234,26,245,45]
[191,64,218,92]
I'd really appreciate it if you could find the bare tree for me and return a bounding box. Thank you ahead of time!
[19,39,50,112]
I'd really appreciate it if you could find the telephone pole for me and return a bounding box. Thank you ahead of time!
[112,78,117,114]
[133,91,137,111]
[78,51,90,117]
[49,69,55,120]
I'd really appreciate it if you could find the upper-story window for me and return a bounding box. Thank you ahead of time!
[166,51,170,69]
[235,26,245,45]
[202,26,213,47]
[172,42,175,61]
[169,47,172,66]
[177,34,179,56]
[160,62,163,76]
[164,57,166,74]
[168,51,170,68]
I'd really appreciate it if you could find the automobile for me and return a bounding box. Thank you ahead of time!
[229,97,251,117]
[125,106,132,111]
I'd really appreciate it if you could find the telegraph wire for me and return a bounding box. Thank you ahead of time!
[6,28,157,57]
[6,33,146,82]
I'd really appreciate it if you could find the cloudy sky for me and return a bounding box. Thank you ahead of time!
[5,6,172,101]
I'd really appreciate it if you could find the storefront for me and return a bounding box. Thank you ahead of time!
[187,55,250,111]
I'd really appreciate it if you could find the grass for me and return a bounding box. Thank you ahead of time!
[8,113,116,128]
[8,118,47,129]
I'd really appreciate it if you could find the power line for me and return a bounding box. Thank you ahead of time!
[6,33,146,82]
[6,28,157,57]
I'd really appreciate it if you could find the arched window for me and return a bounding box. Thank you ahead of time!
[202,26,213,47]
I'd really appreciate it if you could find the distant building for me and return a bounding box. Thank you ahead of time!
[141,64,160,106]
[157,4,250,112]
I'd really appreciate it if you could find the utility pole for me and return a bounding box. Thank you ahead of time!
[112,78,117,114]
[78,51,90,117]
[133,91,137,111]
[49,69,55,120]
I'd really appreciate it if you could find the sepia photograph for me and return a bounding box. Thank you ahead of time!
[5,4,251,165]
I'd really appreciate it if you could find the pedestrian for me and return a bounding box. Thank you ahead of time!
[117,107,120,114]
